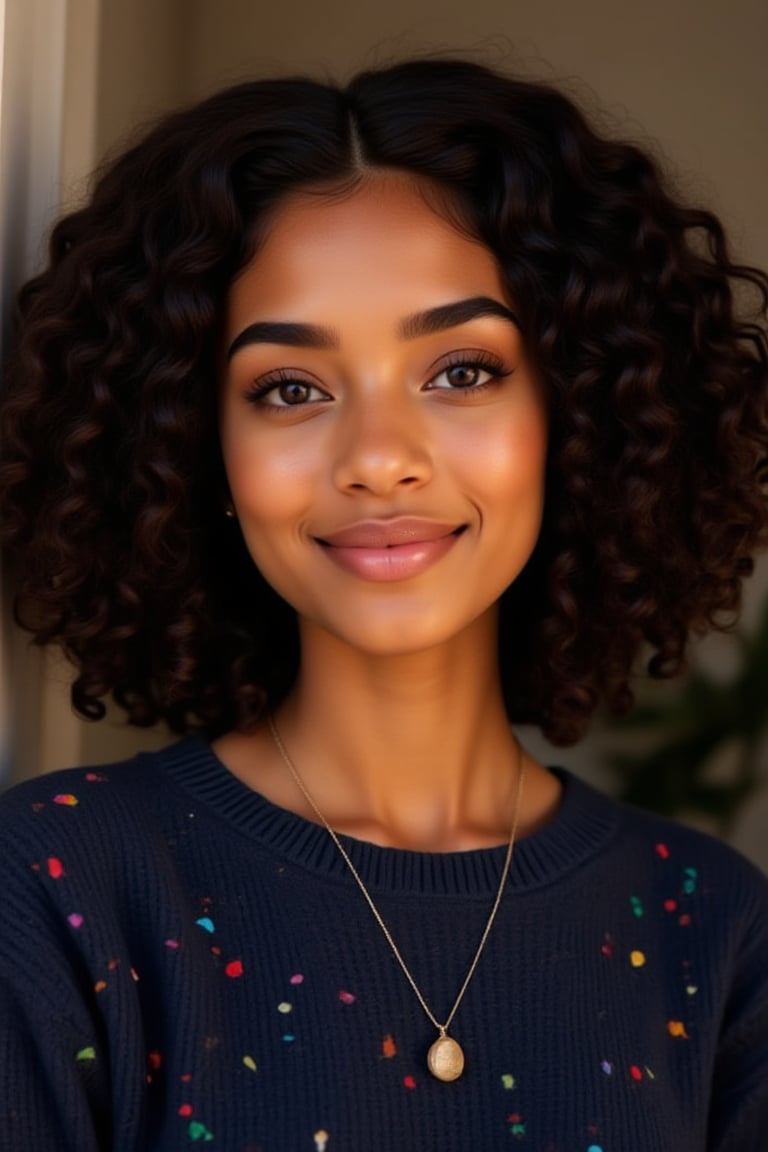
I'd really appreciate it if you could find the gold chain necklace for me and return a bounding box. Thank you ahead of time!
[267,714,525,1082]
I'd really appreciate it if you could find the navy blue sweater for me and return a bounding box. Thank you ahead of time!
[1,738,767,1151]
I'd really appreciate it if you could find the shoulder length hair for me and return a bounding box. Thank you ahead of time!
[2,57,767,744]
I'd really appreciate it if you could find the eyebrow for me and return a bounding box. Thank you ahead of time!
[226,295,520,360]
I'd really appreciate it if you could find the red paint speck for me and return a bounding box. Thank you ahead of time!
[178,1103,193,1117]
[630,1065,643,1081]
[656,843,670,859]
[664,899,677,912]
[382,1034,397,1058]
[225,959,244,979]
[148,1051,162,1070]
[180,1073,192,1083]
[403,1075,417,1089]
[47,857,65,879]
[679,914,692,926]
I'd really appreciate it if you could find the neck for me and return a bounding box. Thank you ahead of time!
[270,611,524,850]
[214,609,561,851]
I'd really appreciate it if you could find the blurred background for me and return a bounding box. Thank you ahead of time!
[1,0,767,867]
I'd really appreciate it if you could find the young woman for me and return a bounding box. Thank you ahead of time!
[1,58,766,1152]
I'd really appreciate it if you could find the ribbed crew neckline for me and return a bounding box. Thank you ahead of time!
[157,737,622,897]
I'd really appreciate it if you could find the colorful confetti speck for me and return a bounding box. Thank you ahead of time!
[338,990,356,1004]
[243,1055,257,1072]
[629,896,644,918]
[67,913,84,929]
[664,899,677,912]
[501,1073,516,1090]
[682,867,698,894]
[587,1146,604,1152]
[600,934,614,957]
[630,1065,643,1081]
[507,1112,526,1136]
[53,794,79,807]
[196,917,215,933]
[188,1120,214,1142]
[165,939,180,950]
[47,857,65,879]
[667,1020,689,1038]
[630,950,646,968]
[601,1061,613,1076]
[282,1034,295,1043]
[656,842,670,859]
[314,1131,329,1152]
[290,973,304,985]
[225,959,244,978]
[75,1047,96,1062]
[382,1034,397,1058]
[277,1002,292,1014]
[686,984,698,996]
[404,1075,417,1089]
[178,1104,193,1117]
[148,1051,162,1071]
[94,980,107,993]
[679,914,692,926]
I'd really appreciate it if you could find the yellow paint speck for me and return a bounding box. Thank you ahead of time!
[277,1001,292,1014]
[630,950,646,968]
[243,1055,257,1072]
[667,1020,689,1038]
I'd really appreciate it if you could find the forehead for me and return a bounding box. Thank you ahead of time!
[226,173,507,330]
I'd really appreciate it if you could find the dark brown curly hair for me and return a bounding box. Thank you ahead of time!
[2,58,767,745]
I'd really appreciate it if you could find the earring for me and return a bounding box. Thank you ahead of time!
[225,506,236,519]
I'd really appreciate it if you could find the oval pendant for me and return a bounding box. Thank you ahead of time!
[427,1034,465,1081]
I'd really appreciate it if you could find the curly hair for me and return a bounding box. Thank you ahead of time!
[2,58,767,745]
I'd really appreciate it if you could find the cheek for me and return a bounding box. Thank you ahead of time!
[221,425,316,528]
[454,408,548,504]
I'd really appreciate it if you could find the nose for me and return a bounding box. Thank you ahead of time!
[331,392,433,496]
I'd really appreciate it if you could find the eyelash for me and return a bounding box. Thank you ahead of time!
[244,351,512,408]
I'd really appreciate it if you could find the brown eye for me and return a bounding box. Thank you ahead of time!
[427,356,507,392]
[278,381,313,405]
[246,374,330,408]
[444,364,484,388]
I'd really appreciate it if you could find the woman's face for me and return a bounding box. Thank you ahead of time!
[220,173,548,657]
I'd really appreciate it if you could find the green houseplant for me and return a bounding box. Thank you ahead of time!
[607,595,768,838]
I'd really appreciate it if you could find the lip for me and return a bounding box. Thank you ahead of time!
[318,517,461,548]
[315,518,465,582]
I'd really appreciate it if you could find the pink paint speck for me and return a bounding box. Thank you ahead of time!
[67,913,84,929]
[338,990,356,1004]
[164,938,180,950]
[290,973,304,985]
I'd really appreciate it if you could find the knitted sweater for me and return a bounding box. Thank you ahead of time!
[1,739,767,1152]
